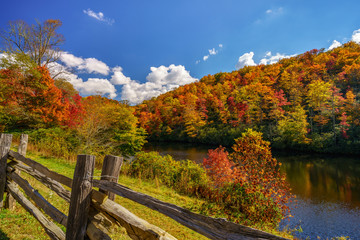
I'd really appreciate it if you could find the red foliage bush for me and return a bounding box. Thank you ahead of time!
[203,129,294,225]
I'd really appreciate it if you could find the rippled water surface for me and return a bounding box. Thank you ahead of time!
[143,142,360,239]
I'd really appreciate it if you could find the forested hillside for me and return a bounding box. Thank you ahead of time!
[136,42,360,154]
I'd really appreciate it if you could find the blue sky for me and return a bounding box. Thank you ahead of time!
[1,0,360,104]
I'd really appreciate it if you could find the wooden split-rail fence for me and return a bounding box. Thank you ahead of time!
[0,133,289,240]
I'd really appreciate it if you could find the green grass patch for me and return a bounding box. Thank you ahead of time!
[1,150,208,240]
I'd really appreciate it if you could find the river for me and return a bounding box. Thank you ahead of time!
[143,142,360,240]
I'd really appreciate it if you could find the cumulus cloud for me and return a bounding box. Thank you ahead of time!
[48,62,117,99]
[59,52,84,67]
[111,66,132,85]
[203,55,209,61]
[83,8,115,25]
[236,52,256,69]
[80,78,117,98]
[80,58,110,75]
[60,52,110,75]
[5,51,197,104]
[111,64,198,105]
[236,51,296,69]
[328,40,342,50]
[259,51,296,65]
[352,29,360,43]
[219,44,223,48]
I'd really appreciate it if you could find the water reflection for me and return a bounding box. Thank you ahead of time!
[276,153,360,208]
[143,142,360,239]
[143,142,210,163]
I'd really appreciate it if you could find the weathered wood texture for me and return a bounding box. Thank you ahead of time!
[66,155,95,240]
[8,150,73,188]
[92,190,177,240]
[0,133,12,208]
[11,161,71,202]
[5,134,28,210]
[93,180,289,240]
[100,155,123,200]
[18,134,28,156]
[7,169,68,226]
[9,159,111,240]
[6,181,65,240]
[87,206,115,240]
[86,222,112,240]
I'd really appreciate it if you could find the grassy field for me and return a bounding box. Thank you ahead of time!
[0,150,211,240]
[0,148,293,240]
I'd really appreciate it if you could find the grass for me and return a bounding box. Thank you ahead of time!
[0,149,208,240]
[0,145,293,239]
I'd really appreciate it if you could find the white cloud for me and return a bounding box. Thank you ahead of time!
[5,51,197,104]
[83,8,115,25]
[200,45,222,62]
[60,52,110,75]
[113,64,198,105]
[351,29,360,43]
[80,58,110,75]
[60,52,84,67]
[259,51,296,65]
[48,62,117,99]
[236,52,256,69]
[209,48,217,55]
[111,66,132,85]
[236,51,295,69]
[80,78,117,98]
[328,40,342,50]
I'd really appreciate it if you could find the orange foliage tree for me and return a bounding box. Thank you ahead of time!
[203,129,293,225]
[0,54,71,129]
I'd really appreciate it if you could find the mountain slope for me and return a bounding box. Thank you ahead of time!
[135,42,360,154]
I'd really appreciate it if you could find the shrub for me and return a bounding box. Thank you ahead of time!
[203,129,294,227]
[128,151,209,195]
[26,127,80,160]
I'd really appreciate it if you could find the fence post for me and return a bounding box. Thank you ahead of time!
[99,155,123,201]
[66,155,95,240]
[18,134,28,156]
[0,134,13,208]
[5,134,28,210]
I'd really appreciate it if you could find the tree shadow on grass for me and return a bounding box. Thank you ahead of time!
[0,229,9,240]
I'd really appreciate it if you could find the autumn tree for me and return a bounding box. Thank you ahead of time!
[0,19,64,67]
[203,129,293,224]
[76,96,147,157]
[276,105,310,145]
[0,53,70,129]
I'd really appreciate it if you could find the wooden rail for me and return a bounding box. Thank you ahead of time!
[0,133,289,240]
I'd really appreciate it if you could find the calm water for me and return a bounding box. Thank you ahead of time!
[143,142,360,240]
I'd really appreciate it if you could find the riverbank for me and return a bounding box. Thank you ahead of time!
[144,141,360,240]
